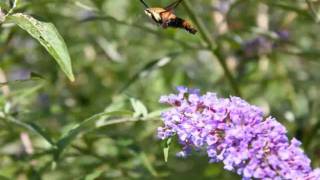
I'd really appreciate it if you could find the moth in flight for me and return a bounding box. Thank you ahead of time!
[140,0,197,34]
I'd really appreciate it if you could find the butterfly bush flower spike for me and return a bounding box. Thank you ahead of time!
[158,87,320,180]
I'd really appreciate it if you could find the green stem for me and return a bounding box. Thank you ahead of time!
[92,116,159,130]
[182,0,241,96]
[0,0,19,23]
[54,111,160,160]
[7,0,18,15]
[306,0,320,23]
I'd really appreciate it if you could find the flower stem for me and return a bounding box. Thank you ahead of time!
[306,0,320,23]
[182,0,242,96]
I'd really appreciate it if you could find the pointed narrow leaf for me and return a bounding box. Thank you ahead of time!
[7,117,54,146]
[163,138,172,162]
[130,98,148,117]
[84,170,104,180]
[27,122,55,146]
[55,111,130,159]
[7,13,74,81]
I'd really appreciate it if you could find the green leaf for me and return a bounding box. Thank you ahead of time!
[0,74,45,87]
[163,138,172,163]
[0,77,45,105]
[146,108,169,118]
[84,170,103,180]
[7,117,54,146]
[8,0,18,13]
[55,111,130,159]
[27,122,55,146]
[140,152,158,177]
[130,98,148,117]
[7,13,75,81]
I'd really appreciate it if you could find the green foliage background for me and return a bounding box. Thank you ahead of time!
[1,0,320,179]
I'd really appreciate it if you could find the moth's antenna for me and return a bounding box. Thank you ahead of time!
[165,0,183,10]
[139,0,149,8]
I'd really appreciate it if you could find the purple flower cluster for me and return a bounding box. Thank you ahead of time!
[158,87,320,180]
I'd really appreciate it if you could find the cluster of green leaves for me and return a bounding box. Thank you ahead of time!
[1,0,320,179]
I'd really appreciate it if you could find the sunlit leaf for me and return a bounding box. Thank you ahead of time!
[7,13,75,81]
[130,98,148,117]
[84,170,103,180]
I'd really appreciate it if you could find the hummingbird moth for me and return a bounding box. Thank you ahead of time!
[140,0,197,34]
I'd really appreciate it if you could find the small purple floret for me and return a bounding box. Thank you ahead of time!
[158,87,320,180]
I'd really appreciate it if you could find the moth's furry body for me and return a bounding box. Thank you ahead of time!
[145,8,168,23]
[142,1,197,34]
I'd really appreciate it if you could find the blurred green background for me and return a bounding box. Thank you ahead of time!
[1,0,320,179]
